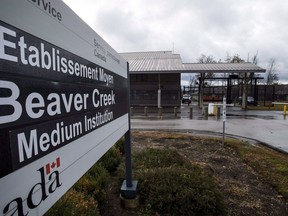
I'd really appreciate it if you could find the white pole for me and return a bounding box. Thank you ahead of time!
[222,96,226,145]
[158,89,161,108]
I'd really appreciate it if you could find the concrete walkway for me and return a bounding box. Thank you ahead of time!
[131,105,288,153]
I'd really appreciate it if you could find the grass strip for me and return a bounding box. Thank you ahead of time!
[226,140,288,199]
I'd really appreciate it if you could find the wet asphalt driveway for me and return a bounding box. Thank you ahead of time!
[131,105,288,153]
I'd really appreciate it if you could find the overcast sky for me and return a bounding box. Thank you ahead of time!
[63,0,288,84]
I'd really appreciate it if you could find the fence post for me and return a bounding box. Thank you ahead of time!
[159,107,163,118]
[144,106,148,116]
[190,107,193,119]
[203,106,208,117]
[217,107,221,119]
[174,107,177,117]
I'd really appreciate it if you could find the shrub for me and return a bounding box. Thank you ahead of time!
[133,148,187,169]
[117,148,187,184]
[115,136,125,155]
[137,167,225,216]
[46,157,112,215]
[74,164,109,203]
[99,146,122,172]
[130,148,225,216]
[45,189,100,216]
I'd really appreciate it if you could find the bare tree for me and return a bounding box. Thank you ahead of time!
[231,54,245,63]
[196,54,216,107]
[225,53,249,109]
[225,53,245,63]
[248,51,259,96]
[225,52,232,63]
[225,53,245,80]
[266,58,279,85]
[197,54,216,63]
[251,51,258,65]
[197,54,216,79]
[189,74,196,87]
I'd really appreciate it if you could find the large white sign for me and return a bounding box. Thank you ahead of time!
[0,0,129,215]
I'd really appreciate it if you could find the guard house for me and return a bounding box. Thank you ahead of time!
[120,51,183,107]
[120,51,266,108]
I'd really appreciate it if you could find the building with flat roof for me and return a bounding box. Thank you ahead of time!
[120,51,266,108]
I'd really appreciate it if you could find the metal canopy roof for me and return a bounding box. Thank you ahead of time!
[120,51,266,74]
[120,51,184,72]
[183,63,266,73]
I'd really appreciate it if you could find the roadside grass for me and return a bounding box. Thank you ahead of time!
[226,140,288,199]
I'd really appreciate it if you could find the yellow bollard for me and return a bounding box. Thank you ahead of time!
[284,105,287,116]
[213,104,217,116]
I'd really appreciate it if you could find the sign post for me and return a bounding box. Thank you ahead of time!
[0,0,132,214]
[121,63,138,200]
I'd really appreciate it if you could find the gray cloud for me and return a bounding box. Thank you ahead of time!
[64,0,288,83]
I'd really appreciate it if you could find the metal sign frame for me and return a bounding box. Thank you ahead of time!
[0,0,129,215]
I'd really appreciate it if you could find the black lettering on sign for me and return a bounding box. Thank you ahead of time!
[29,0,63,21]
[3,159,62,215]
